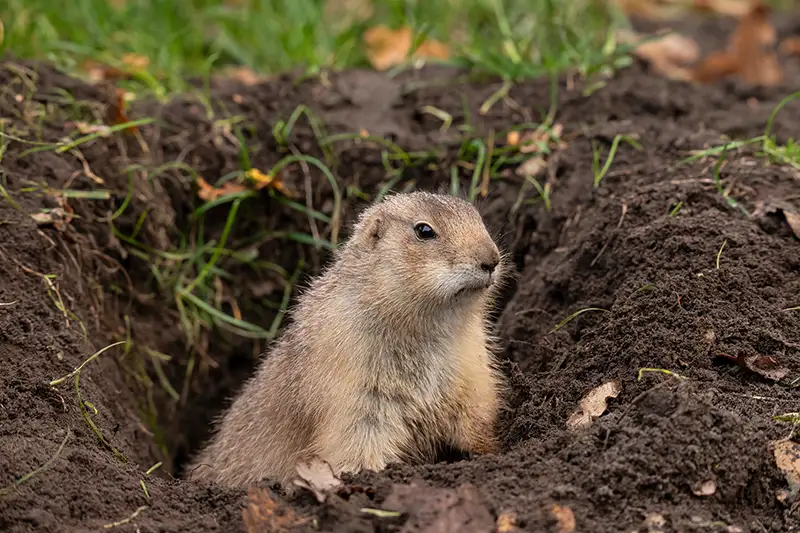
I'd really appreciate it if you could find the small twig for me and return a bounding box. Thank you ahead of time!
[0,300,18,306]
[103,506,148,529]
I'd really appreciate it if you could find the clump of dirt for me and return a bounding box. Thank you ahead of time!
[1,12,800,533]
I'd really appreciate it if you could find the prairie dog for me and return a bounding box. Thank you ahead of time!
[187,191,508,488]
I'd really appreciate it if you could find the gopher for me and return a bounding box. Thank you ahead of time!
[187,191,508,488]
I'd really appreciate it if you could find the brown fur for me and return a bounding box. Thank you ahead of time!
[186,191,509,488]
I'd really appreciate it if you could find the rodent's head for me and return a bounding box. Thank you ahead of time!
[344,191,504,308]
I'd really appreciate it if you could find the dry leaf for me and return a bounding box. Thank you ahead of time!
[717,352,789,381]
[691,2,783,86]
[363,25,450,71]
[70,122,112,136]
[225,67,263,86]
[516,156,547,178]
[567,380,622,429]
[107,87,138,133]
[691,479,717,496]
[293,457,342,502]
[619,30,700,81]
[496,512,519,533]
[690,50,739,83]
[774,440,800,499]
[83,54,149,83]
[784,211,800,239]
[780,36,800,56]
[242,487,311,533]
[196,176,247,202]
[31,208,72,231]
[551,504,576,533]
[245,168,296,198]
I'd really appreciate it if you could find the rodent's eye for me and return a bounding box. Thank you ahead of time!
[413,222,437,241]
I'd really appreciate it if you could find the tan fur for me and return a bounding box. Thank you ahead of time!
[186,191,509,488]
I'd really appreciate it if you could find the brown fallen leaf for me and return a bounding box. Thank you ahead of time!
[567,380,622,429]
[83,53,150,83]
[774,440,800,501]
[241,487,311,533]
[293,457,342,503]
[780,36,800,56]
[716,352,789,381]
[618,29,700,81]
[363,25,450,71]
[784,210,800,240]
[196,176,248,202]
[225,67,263,86]
[31,208,73,231]
[104,86,138,134]
[690,50,740,83]
[691,479,717,496]
[691,1,783,86]
[551,504,576,533]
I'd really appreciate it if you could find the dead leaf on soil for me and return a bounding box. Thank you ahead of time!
[567,380,622,430]
[691,1,783,86]
[363,25,450,71]
[241,487,311,533]
[244,168,297,198]
[774,440,800,500]
[691,479,717,496]
[716,352,789,381]
[551,504,576,533]
[70,122,113,136]
[196,176,248,202]
[618,29,700,81]
[83,53,150,83]
[496,511,519,532]
[779,36,800,56]
[31,207,73,231]
[293,457,342,503]
[784,210,800,240]
[224,67,264,86]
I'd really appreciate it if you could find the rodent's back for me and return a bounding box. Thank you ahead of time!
[187,191,506,487]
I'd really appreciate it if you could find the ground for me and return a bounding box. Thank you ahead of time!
[1,9,800,533]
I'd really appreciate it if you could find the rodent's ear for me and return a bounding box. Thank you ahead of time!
[354,214,385,249]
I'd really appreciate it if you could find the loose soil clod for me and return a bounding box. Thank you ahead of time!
[1,12,800,533]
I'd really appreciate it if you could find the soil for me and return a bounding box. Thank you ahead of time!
[1,11,800,533]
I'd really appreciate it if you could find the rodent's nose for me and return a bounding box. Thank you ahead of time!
[480,250,501,274]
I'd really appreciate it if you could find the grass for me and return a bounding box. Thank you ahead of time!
[2,0,632,94]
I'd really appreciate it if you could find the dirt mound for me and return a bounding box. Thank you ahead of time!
[1,15,799,533]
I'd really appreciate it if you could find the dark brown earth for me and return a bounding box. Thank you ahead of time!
[1,12,800,533]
